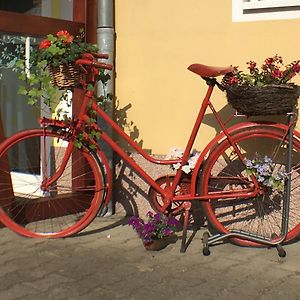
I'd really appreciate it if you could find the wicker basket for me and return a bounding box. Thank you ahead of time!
[226,84,299,116]
[48,63,81,89]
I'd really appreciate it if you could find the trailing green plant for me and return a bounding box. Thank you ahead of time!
[15,29,114,151]
[16,59,65,108]
[16,29,99,110]
[56,70,113,151]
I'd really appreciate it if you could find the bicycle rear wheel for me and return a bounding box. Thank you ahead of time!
[0,129,106,238]
[200,125,300,246]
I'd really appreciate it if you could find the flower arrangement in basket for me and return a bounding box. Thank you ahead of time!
[223,55,300,116]
[128,211,180,251]
[16,29,99,109]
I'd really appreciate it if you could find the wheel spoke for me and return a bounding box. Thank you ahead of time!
[0,129,106,238]
[201,127,300,246]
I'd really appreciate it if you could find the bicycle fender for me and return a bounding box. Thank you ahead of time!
[190,121,300,195]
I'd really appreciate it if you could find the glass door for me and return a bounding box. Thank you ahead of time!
[0,33,50,193]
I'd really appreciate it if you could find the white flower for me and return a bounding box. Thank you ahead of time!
[182,165,192,174]
[166,147,184,159]
[166,147,201,173]
[173,162,181,170]
[187,151,200,170]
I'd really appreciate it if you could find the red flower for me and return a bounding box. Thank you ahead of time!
[38,39,51,49]
[292,63,300,73]
[265,55,282,66]
[247,61,256,73]
[264,57,274,65]
[229,76,239,85]
[271,69,283,78]
[57,30,73,43]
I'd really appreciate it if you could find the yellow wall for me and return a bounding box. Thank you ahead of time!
[115,0,300,154]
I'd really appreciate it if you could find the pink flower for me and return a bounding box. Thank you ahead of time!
[264,57,274,65]
[228,55,299,86]
[292,63,300,73]
[38,39,51,49]
[247,61,256,73]
[271,69,283,78]
[229,76,239,85]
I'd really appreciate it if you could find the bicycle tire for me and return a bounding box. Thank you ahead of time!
[0,128,106,238]
[200,125,300,246]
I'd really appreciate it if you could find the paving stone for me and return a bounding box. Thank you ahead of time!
[1,213,300,299]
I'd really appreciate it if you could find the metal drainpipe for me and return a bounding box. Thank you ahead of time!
[97,0,115,216]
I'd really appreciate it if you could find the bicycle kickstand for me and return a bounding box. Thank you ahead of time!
[180,201,192,253]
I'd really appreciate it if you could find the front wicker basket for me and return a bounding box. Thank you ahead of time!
[226,84,299,116]
[48,63,82,89]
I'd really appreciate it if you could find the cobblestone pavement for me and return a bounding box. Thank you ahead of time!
[1,213,300,300]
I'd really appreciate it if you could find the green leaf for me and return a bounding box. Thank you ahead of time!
[74,140,83,149]
[18,86,28,95]
[87,83,95,91]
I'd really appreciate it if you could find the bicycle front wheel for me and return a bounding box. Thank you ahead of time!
[200,126,300,246]
[0,129,106,238]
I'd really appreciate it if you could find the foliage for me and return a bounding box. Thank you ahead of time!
[128,211,180,243]
[15,29,99,109]
[31,29,98,68]
[225,55,300,87]
[16,59,65,108]
[56,70,113,151]
[245,155,287,191]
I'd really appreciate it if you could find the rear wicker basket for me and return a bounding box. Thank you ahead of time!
[226,84,299,116]
[48,63,81,89]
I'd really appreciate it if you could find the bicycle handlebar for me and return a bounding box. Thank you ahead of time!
[75,53,113,71]
[92,52,109,59]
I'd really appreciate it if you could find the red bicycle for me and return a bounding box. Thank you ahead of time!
[0,54,299,256]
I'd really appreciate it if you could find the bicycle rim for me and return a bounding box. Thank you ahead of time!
[0,129,105,238]
[201,126,300,246]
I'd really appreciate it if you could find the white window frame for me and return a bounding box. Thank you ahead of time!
[232,0,300,22]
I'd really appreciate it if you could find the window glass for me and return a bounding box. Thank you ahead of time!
[233,0,300,21]
[0,0,73,21]
[0,33,40,137]
[0,0,41,15]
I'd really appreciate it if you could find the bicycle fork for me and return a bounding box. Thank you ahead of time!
[201,114,295,257]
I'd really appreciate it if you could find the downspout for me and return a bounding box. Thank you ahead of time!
[97,0,115,216]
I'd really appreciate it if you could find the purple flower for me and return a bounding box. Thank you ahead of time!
[154,213,162,222]
[143,222,156,235]
[245,159,253,168]
[167,217,180,227]
[128,211,179,242]
[128,216,143,228]
[245,155,287,191]
[162,228,172,236]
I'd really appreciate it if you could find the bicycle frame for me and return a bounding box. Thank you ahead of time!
[1,54,298,253]
[42,78,264,209]
[40,74,298,252]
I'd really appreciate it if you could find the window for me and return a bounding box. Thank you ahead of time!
[232,0,300,22]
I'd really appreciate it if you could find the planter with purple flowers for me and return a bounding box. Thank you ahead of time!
[128,211,180,251]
